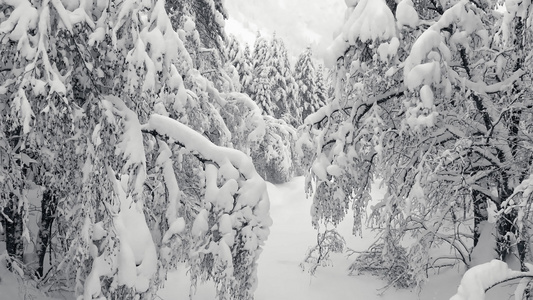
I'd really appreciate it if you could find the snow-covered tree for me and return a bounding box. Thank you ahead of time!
[165,0,227,53]
[292,49,326,176]
[250,116,298,184]
[165,0,230,91]
[249,34,276,116]
[224,35,253,93]
[301,0,533,292]
[244,33,306,183]
[315,64,328,109]
[0,1,271,299]
[294,47,325,122]
[269,34,301,126]
[241,44,254,91]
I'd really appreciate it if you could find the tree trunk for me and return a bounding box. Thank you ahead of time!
[4,196,24,271]
[496,208,517,261]
[36,190,57,278]
[2,125,25,271]
[472,190,486,247]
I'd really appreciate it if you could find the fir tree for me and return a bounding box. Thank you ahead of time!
[225,35,253,93]
[294,47,323,122]
[249,34,276,116]
[315,64,328,110]
[273,36,301,126]
[242,44,254,92]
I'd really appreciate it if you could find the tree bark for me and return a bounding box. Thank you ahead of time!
[472,190,487,247]
[4,126,24,271]
[496,207,517,261]
[36,190,57,278]
[4,196,24,271]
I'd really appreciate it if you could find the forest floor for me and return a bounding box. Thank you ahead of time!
[0,177,518,299]
[158,176,517,300]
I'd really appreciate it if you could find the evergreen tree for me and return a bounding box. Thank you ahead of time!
[294,47,323,122]
[250,33,301,126]
[249,34,276,116]
[165,0,227,53]
[243,34,302,184]
[315,64,328,110]
[270,35,301,127]
[242,44,254,92]
[225,35,253,93]
[165,0,228,90]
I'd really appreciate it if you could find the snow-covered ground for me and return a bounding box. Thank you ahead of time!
[0,177,518,299]
[159,177,517,300]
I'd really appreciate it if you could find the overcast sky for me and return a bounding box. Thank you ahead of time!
[224,0,346,64]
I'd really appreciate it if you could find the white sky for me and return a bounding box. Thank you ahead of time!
[224,0,346,64]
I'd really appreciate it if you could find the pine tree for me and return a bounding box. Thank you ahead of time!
[244,34,302,184]
[249,34,276,116]
[242,44,254,92]
[263,34,300,126]
[225,35,253,93]
[315,64,328,110]
[294,47,323,122]
[275,36,301,126]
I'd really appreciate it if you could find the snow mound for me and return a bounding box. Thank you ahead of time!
[450,260,533,300]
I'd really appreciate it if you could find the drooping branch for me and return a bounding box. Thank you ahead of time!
[485,274,533,292]
[451,260,533,300]
[305,87,405,127]
[142,129,215,167]
[141,114,265,182]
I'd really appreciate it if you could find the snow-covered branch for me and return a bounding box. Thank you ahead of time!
[304,87,406,126]
[141,113,271,299]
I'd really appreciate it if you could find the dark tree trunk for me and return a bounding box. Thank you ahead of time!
[496,207,517,261]
[3,125,25,271]
[4,196,24,271]
[472,190,486,247]
[36,190,57,278]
